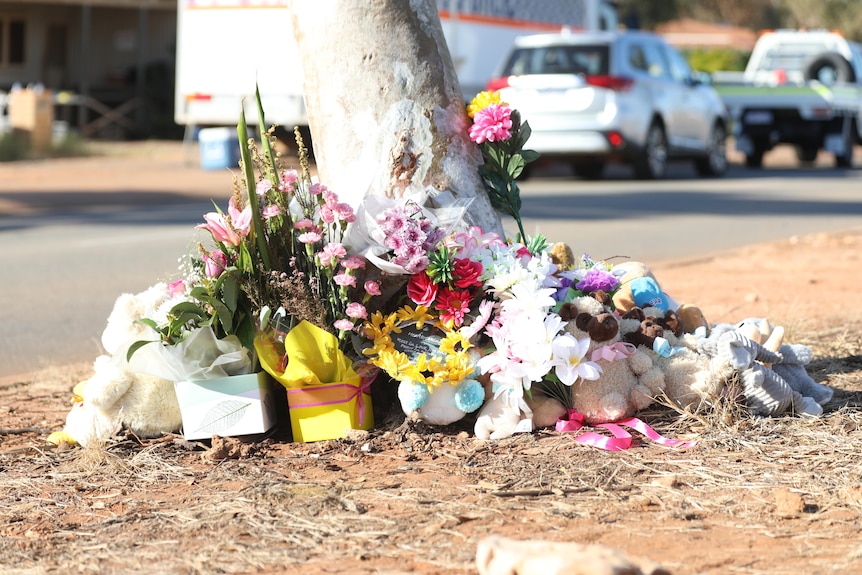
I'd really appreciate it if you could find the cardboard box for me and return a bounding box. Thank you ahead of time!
[174,372,277,441]
[286,379,374,442]
[8,88,54,152]
[198,126,240,170]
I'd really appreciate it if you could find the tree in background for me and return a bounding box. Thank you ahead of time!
[617,0,862,40]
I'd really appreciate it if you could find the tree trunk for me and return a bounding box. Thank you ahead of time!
[288,0,503,236]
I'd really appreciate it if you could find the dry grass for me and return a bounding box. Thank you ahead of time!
[1,319,861,574]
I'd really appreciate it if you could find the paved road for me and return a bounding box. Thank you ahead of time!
[2,146,861,378]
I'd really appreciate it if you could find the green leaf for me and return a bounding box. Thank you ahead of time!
[235,315,256,352]
[170,301,208,317]
[255,84,281,189]
[126,339,154,362]
[507,155,525,179]
[221,274,240,313]
[237,98,273,271]
[521,149,540,163]
[517,118,532,149]
[135,317,161,332]
[211,298,234,333]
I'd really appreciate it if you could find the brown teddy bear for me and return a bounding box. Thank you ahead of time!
[529,296,667,426]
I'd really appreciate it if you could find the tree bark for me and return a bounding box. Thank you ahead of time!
[288,0,503,236]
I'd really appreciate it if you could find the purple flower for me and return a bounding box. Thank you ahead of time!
[576,267,619,293]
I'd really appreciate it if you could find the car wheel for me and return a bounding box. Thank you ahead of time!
[573,162,606,180]
[634,123,668,180]
[834,122,855,168]
[796,145,819,164]
[695,123,728,177]
[745,145,766,168]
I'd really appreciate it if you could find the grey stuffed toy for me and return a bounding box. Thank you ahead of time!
[698,325,827,416]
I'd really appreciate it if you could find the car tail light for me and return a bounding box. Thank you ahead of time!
[585,75,634,91]
[606,131,625,149]
[485,76,511,92]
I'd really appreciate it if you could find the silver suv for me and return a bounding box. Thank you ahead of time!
[488,30,729,179]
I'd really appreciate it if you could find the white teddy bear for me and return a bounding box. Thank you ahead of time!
[49,282,188,447]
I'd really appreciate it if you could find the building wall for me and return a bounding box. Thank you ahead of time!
[0,2,176,92]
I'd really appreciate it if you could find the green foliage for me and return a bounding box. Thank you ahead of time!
[476,109,539,244]
[683,48,750,73]
[0,132,30,162]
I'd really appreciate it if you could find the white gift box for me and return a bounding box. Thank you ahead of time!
[174,372,277,441]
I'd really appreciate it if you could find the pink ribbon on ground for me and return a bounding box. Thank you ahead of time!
[555,409,696,451]
[591,341,637,363]
[286,375,375,425]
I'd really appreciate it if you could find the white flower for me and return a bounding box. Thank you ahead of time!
[552,335,603,386]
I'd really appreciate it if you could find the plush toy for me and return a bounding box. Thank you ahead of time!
[611,261,710,336]
[49,352,182,447]
[696,322,830,416]
[48,283,188,447]
[564,296,666,424]
[733,318,834,410]
[397,376,486,426]
[621,307,728,410]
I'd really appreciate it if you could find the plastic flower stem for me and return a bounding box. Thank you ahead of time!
[237,102,273,271]
[255,84,281,191]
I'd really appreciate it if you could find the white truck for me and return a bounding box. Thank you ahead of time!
[713,29,862,168]
[174,0,617,130]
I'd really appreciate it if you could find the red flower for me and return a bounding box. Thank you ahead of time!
[435,288,472,328]
[453,258,483,289]
[407,271,439,306]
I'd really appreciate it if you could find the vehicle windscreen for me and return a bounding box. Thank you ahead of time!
[502,44,610,76]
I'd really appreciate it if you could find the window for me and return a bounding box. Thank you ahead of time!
[0,17,26,67]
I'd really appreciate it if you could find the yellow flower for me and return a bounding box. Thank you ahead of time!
[439,331,473,356]
[467,90,502,118]
[443,352,473,386]
[396,305,435,329]
[374,349,418,382]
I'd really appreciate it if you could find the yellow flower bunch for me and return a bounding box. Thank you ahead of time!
[362,305,476,390]
[466,90,503,119]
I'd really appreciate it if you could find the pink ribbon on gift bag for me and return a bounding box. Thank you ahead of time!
[285,375,375,425]
[555,409,696,451]
[591,341,637,363]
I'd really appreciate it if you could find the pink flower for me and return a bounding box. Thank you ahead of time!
[435,288,472,327]
[469,103,513,144]
[280,169,298,191]
[262,204,281,219]
[167,279,186,297]
[322,191,339,207]
[196,212,241,247]
[298,231,322,244]
[334,318,355,331]
[364,281,381,296]
[345,302,368,319]
[341,256,366,270]
[294,218,315,230]
[256,180,273,195]
[318,242,347,267]
[309,182,328,196]
[228,197,252,237]
[407,271,439,306]
[319,205,336,224]
[203,250,228,278]
[335,202,356,223]
[334,272,356,287]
